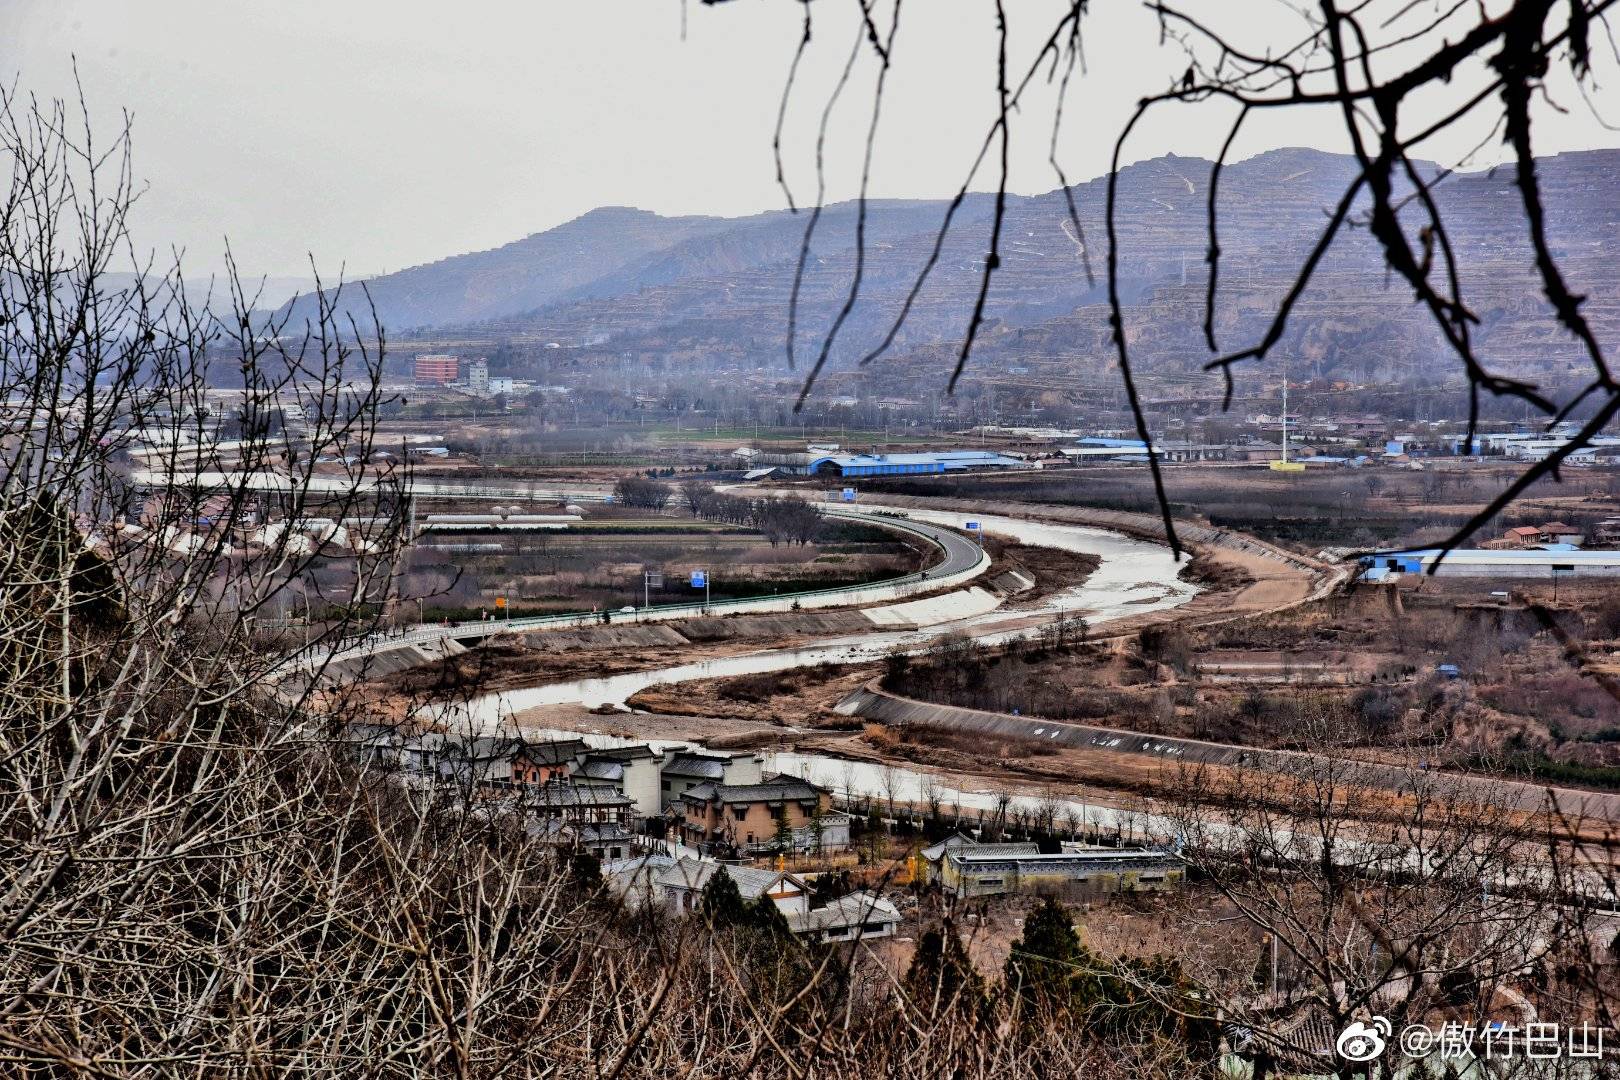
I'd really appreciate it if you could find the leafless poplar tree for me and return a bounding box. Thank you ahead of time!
[1163,730,1608,1077]
[750,0,1619,555]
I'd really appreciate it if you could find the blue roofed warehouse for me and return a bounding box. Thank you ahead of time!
[1360,548,1620,578]
[803,450,1029,478]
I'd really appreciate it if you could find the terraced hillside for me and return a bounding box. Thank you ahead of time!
[291,148,1619,396]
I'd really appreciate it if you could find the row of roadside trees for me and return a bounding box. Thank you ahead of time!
[611,476,824,547]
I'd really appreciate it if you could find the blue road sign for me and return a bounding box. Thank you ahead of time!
[841,487,856,502]
[965,521,981,531]
[690,570,707,589]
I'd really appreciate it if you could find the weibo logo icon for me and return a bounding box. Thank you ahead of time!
[1336,1017,1391,1062]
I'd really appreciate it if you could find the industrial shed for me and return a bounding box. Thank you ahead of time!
[925,837,1185,898]
[804,450,1029,477]
[1361,548,1620,578]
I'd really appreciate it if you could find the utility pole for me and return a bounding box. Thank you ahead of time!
[1280,357,1290,467]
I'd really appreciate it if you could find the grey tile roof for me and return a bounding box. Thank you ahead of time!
[520,739,589,766]
[577,759,625,782]
[441,735,586,765]
[654,857,802,901]
[919,833,977,862]
[602,852,676,878]
[789,891,901,935]
[953,843,1042,859]
[682,778,824,805]
[946,847,1181,873]
[586,744,657,761]
[527,782,633,809]
[446,735,527,761]
[661,753,728,779]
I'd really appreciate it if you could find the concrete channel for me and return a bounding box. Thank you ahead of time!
[837,680,1620,822]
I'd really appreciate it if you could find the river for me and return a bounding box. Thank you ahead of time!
[445,507,1197,718]
[429,509,1197,839]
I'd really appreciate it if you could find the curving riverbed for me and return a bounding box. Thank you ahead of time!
[441,508,1197,726]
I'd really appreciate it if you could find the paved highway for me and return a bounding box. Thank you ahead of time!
[128,463,993,666]
[882,511,984,577]
[320,508,988,664]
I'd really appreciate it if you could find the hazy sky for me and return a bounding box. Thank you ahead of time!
[4,1,1616,282]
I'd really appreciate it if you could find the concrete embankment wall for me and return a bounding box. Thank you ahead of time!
[838,684,1250,768]
[313,638,468,686]
[838,682,1620,821]
[516,612,876,651]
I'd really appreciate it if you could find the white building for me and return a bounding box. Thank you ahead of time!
[659,751,764,811]
[573,745,664,821]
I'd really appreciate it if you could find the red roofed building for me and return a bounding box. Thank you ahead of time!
[1502,526,1540,545]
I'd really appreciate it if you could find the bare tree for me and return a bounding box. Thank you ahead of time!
[1163,727,1582,1078]
[879,761,901,820]
[614,475,673,510]
[752,0,1619,557]
[679,476,714,517]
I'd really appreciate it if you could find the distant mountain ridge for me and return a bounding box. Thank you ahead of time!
[278,147,1620,385]
[279,207,735,330]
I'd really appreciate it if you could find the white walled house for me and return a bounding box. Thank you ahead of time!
[658,751,764,811]
[573,745,663,821]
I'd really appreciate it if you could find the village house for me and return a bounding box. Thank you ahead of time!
[1152,440,1228,463]
[512,738,589,787]
[572,822,638,862]
[787,890,902,943]
[601,852,680,910]
[1538,521,1585,545]
[343,723,443,776]
[530,819,640,862]
[678,775,847,854]
[1228,441,1285,463]
[918,835,1041,881]
[638,858,901,942]
[1501,522,1586,547]
[574,744,663,820]
[436,735,595,793]
[437,736,529,789]
[525,779,635,827]
[659,750,763,811]
[653,857,811,917]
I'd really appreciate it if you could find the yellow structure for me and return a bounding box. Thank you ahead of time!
[1270,358,1305,472]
